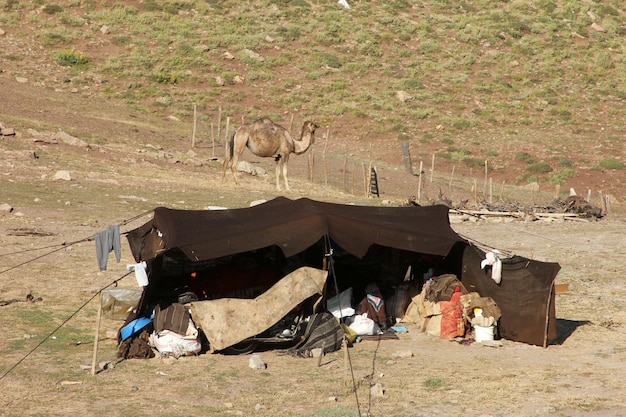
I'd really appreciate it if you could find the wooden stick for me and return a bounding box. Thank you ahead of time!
[91,291,103,376]
[499,180,505,201]
[543,283,555,348]
[217,107,222,150]
[417,161,423,203]
[362,162,367,197]
[351,162,355,195]
[343,155,347,191]
[191,104,197,148]
[483,160,488,197]
[289,113,294,133]
[309,152,315,182]
[317,341,325,367]
[323,129,330,186]
[448,165,455,189]
[224,117,230,148]
[210,122,215,158]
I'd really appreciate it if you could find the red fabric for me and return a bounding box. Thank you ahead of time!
[440,286,463,338]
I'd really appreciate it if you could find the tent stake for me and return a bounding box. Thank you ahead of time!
[91,291,103,375]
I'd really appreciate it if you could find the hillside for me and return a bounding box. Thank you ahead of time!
[1,0,626,207]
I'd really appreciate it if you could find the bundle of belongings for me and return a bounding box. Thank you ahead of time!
[402,274,501,340]
[327,283,405,338]
[118,301,202,359]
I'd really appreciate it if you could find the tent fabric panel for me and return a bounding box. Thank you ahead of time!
[461,246,560,346]
[126,198,465,263]
[190,266,328,351]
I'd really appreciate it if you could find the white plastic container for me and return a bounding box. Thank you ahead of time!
[474,325,495,342]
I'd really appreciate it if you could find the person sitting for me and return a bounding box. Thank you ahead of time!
[360,283,389,331]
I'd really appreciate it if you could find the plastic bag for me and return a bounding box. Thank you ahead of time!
[349,313,381,336]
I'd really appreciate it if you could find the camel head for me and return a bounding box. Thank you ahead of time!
[303,120,319,141]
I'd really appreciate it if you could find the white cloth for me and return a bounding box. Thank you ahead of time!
[481,250,502,284]
[127,261,148,287]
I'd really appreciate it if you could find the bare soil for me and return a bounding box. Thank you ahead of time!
[1,76,626,417]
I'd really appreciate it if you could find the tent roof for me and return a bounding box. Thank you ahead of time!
[127,197,467,262]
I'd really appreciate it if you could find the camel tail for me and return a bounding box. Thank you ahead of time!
[225,130,235,162]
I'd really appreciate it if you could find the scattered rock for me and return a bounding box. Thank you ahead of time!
[194,44,210,52]
[395,90,413,103]
[254,403,265,411]
[370,382,385,396]
[53,170,72,181]
[1,126,15,136]
[0,28,5,36]
[236,161,266,176]
[243,49,265,62]
[233,75,245,84]
[392,350,414,358]
[591,23,606,33]
[248,354,266,370]
[100,25,110,35]
[587,11,601,22]
[15,76,28,83]
[54,130,89,148]
[0,203,13,213]
[223,51,235,60]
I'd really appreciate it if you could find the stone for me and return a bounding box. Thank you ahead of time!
[248,354,266,370]
[243,49,265,62]
[370,382,385,396]
[396,90,413,102]
[392,350,414,358]
[53,170,72,181]
[1,127,15,136]
[0,203,13,213]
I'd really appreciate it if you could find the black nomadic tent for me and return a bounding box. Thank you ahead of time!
[125,197,561,347]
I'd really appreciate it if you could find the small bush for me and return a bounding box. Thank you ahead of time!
[527,162,553,174]
[42,4,63,14]
[153,71,178,84]
[599,158,625,170]
[515,152,536,164]
[57,50,89,66]
[423,377,444,389]
[549,168,575,185]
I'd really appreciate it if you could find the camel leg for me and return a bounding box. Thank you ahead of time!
[282,162,291,192]
[230,151,241,185]
[275,161,282,191]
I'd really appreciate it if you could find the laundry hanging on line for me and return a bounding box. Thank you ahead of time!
[94,225,121,271]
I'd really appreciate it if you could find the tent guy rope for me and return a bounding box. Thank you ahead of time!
[0,209,154,276]
[0,272,132,381]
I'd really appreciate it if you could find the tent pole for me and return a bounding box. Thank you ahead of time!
[543,283,554,348]
[91,291,103,375]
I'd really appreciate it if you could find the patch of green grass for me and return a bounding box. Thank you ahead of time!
[549,168,576,185]
[42,4,63,14]
[423,377,444,389]
[527,162,553,174]
[599,158,625,170]
[515,151,536,164]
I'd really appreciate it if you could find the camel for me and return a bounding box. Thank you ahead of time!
[222,117,319,191]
